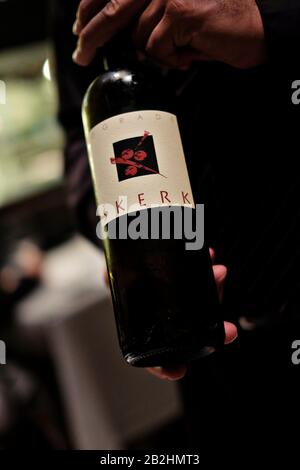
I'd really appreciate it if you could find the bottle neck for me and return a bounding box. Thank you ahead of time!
[101,33,137,72]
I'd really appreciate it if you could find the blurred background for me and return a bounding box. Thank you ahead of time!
[0,0,184,449]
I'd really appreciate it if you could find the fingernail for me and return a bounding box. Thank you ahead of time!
[224,322,239,344]
[214,265,227,283]
[72,49,80,63]
[72,20,77,35]
[238,316,256,332]
[225,333,238,345]
[73,20,78,35]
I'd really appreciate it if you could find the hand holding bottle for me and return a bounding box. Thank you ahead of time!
[147,250,238,380]
[73,0,266,69]
[102,248,238,376]
[73,0,150,65]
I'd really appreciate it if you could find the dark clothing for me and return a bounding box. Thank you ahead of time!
[53,0,300,451]
[258,0,300,66]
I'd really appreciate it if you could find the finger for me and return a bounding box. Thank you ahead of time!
[145,8,213,69]
[224,321,238,345]
[147,364,187,381]
[146,321,238,381]
[145,16,179,68]
[209,248,215,263]
[212,264,227,302]
[147,321,237,381]
[146,11,203,69]
[73,0,149,66]
[133,0,165,50]
[74,0,107,35]
[103,268,109,287]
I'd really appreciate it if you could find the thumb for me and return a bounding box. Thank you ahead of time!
[212,264,227,302]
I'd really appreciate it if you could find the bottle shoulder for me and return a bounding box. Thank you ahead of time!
[85,69,137,98]
[83,67,174,131]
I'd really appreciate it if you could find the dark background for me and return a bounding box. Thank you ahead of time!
[0,0,48,51]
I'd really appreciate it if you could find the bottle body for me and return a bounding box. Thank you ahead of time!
[83,69,224,367]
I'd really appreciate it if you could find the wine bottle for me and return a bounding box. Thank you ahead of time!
[82,63,224,367]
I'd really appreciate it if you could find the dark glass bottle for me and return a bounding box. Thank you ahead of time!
[82,61,224,367]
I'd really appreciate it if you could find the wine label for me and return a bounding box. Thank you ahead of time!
[87,110,195,224]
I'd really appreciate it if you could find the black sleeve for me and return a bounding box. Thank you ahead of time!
[51,0,101,245]
[256,0,300,69]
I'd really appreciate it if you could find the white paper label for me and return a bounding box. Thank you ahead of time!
[87,110,195,224]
